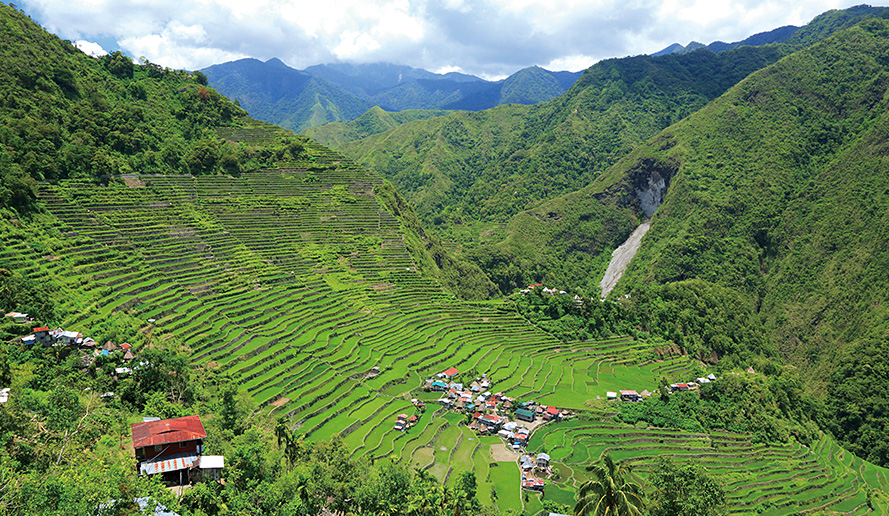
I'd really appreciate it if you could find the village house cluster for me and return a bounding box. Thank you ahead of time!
[19,325,136,371]
[520,452,552,491]
[426,368,521,417]
[423,366,574,471]
[519,284,582,303]
[4,313,144,403]
[605,373,719,401]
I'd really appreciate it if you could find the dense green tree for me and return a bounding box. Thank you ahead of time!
[574,455,644,516]
[648,457,726,516]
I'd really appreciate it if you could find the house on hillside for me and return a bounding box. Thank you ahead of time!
[672,383,689,392]
[4,312,27,324]
[33,327,50,345]
[131,415,222,485]
[542,406,561,421]
[536,452,551,468]
[442,367,459,379]
[620,390,642,402]
[522,477,545,491]
[431,381,448,392]
[190,455,224,482]
[477,414,504,431]
[59,330,80,346]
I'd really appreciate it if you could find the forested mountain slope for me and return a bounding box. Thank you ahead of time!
[513,18,889,465]
[652,24,799,56]
[303,106,449,148]
[0,5,250,211]
[201,58,375,132]
[336,6,888,242]
[203,59,580,132]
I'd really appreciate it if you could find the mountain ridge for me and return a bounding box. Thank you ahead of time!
[202,58,582,131]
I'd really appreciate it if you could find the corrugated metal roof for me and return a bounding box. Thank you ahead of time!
[139,454,197,476]
[131,415,207,449]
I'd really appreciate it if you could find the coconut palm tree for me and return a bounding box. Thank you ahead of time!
[574,454,644,516]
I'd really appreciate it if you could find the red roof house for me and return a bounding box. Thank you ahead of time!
[443,367,459,378]
[131,415,207,477]
[543,405,562,421]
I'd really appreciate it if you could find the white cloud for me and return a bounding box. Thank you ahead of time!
[544,54,597,72]
[18,0,870,76]
[74,39,107,57]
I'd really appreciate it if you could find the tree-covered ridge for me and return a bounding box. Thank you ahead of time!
[572,18,889,463]
[337,16,864,234]
[201,58,375,133]
[203,59,581,133]
[0,3,326,215]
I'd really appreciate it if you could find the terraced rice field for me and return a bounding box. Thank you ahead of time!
[527,419,889,514]
[8,122,885,514]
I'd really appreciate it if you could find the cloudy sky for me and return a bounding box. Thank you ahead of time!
[18,0,869,79]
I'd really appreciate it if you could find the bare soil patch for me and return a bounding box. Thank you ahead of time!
[489,442,518,462]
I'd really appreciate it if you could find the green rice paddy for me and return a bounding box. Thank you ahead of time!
[8,128,884,514]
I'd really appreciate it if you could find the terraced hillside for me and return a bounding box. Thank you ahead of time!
[528,420,889,514]
[8,123,885,513]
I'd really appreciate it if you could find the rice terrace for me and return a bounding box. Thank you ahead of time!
[7,0,889,513]
[6,116,887,515]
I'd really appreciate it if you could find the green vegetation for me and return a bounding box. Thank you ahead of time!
[336,6,889,297]
[647,456,726,516]
[512,280,769,364]
[304,106,448,148]
[595,18,889,461]
[337,22,830,227]
[616,373,821,445]
[3,2,889,514]
[0,333,487,516]
[574,455,644,516]
[0,3,319,215]
[203,60,579,133]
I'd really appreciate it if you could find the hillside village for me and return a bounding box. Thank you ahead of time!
[416,363,718,494]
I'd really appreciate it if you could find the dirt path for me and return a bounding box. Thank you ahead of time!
[600,221,651,298]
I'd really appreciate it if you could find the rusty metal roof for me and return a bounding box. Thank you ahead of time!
[131,415,206,449]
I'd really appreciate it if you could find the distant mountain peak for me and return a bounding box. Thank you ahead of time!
[652,25,800,56]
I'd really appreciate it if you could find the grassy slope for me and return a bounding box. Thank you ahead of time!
[303,106,450,148]
[333,7,889,296]
[615,19,889,363]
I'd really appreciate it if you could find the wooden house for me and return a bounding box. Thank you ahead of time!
[131,415,209,483]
